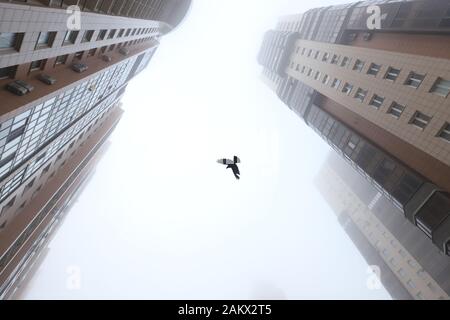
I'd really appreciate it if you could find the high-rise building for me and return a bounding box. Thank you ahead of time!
[316,152,450,300]
[258,0,450,256]
[0,0,191,299]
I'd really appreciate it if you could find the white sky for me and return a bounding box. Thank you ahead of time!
[20,0,391,299]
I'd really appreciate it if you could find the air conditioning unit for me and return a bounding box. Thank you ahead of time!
[71,63,88,73]
[5,80,34,96]
[38,74,56,85]
[102,55,112,62]
[119,48,130,56]
[363,32,373,41]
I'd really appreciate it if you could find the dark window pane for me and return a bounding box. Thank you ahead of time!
[392,173,424,206]
[415,192,450,238]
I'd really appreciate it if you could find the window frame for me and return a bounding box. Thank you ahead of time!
[63,30,79,45]
[387,102,405,119]
[354,88,367,102]
[0,32,22,51]
[369,94,385,109]
[404,71,425,89]
[97,29,107,41]
[353,59,365,72]
[0,65,17,79]
[29,59,46,73]
[430,77,450,97]
[437,122,450,142]
[81,30,94,43]
[409,111,431,130]
[367,63,381,76]
[342,82,353,95]
[384,66,401,81]
[54,54,68,66]
[35,31,56,49]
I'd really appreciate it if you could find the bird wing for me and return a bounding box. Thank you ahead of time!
[230,164,240,175]
[217,158,234,165]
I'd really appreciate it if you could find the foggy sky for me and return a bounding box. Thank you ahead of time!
[20,0,391,300]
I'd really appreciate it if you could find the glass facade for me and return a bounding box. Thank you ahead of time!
[305,103,426,211]
[346,0,450,31]
[0,56,138,205]
[304,102,450,252]
[257,30,299,77]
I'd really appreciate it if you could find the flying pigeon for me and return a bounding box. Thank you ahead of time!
[217,156,241,180]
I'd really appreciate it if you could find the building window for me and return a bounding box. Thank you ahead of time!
[307,68,313,77]
[63,30,79,45]
[330,54,339,64]
[82,30,94,43]
[340,56,350,68]
[87,48,97,57]
[100,46,107,54]
[387,102,405,118]
[307,49,312,57]
[384,67,400,81]
[0,65,17,79]
[410,111,431,129]
[54,54,68,66]
[314,71,321,80]
[354,88,367,102]
[404,72,425,88]
[367,63,381,76]
[0,32,21,50]
[322,74,329,85]
[430,78,450,97]
[29,59,46,73]
[342,83,353,95]
[24,178,35,192]
[97,29,107,41]
[35,31,56,49]
[295,64,300,71]
[344,135,359,156]
[322,52,329,62]
[73,51,84,61]
[369,94,384,109]
[118,29,125,38]
[125,29,131,37]
[314,50,320,59]
[0,153,15,174]
[108,29,117,39]
[437,122,450,142]
[353,59,365,72]
[331,78,341,89]
[301,66,306,73]
[5,196,15,209]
